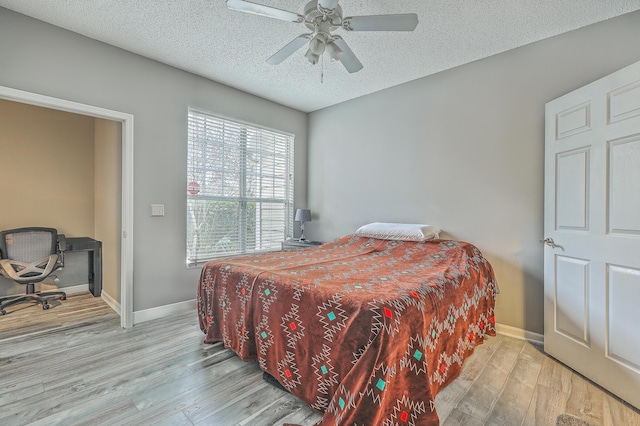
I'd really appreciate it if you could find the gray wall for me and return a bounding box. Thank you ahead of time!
[306,10,640,335]
[0,7,308,311]
[3,5,639,332]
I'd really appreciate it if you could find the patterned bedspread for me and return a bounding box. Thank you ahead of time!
[197,235,497,425]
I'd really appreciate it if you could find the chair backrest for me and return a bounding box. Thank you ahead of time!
[0,227,58,262]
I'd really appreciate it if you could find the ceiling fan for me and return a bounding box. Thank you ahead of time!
[226,0,419,73]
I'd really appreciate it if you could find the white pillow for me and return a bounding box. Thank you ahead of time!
[355,222,440,242]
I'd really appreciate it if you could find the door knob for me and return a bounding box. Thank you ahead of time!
[541,237,560,249]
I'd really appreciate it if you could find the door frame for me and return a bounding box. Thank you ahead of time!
[0,85,134,328]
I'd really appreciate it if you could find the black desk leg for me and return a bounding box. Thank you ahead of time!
[94,243,102,297]
[88,242,102,297]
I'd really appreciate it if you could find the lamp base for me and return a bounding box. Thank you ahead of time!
[299,222,306,241]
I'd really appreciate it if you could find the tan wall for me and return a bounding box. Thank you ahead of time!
[94,118,121,302]
[0,99,97,296]
[0,100,121,303]
[0,99,95,236]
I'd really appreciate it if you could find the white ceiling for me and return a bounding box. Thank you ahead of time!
[2,0,640,112]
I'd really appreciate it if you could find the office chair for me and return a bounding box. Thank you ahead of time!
[0,227,67,315]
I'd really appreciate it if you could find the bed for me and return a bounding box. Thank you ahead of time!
[197,233,497,425]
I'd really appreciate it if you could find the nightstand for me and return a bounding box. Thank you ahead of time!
[281,240,323,250]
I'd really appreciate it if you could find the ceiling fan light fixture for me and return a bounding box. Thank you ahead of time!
[304,48,320,65]
[309,35,326,55]
[326,41,343,61]
[227,0,419,73]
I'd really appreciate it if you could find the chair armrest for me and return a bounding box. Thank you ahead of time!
[57,234,67,252]
[0,255,60,284]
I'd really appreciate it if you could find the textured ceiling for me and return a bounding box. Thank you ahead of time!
[2,0,640,112]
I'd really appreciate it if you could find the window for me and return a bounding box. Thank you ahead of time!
[187,109,294,266]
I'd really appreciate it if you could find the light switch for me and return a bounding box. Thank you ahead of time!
[151,204,165,217]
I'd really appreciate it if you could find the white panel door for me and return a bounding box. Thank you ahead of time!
[544,60,640,409]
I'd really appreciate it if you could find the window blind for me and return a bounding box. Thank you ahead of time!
[187,109,294,265]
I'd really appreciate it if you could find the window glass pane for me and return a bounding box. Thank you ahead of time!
[205,144,224,170]
[222,172,241,198]
[187,199,241,258]
[202,171,221,196]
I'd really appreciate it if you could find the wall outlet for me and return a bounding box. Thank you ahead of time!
[151,204,165,217]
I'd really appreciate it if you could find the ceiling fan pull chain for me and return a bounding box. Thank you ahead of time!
[321,53,324,83]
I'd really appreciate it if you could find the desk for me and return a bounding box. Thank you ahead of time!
[65,237,102,297]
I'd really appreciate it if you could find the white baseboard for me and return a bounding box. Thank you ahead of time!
[101,290,121,316]
[63,285,121,317]
[133,298,196,325]
[496,323,544,344]
[54,284,89,294]
[57,285,122,317]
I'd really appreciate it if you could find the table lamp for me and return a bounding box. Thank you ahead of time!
[294,209,312,241]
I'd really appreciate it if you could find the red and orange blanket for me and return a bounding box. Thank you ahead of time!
[198,235,497,425]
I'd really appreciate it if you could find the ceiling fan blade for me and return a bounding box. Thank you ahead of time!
[226,0,304,23]
[266,35,310,64]
[332,37,363,73]
[318,0,339,11]
[343,14,419,31]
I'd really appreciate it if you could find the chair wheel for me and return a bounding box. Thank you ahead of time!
[43,304,50,310]
[61,295,67,300]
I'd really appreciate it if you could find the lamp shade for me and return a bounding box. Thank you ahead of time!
[326,41,343,61]
[295,209,311,222]
[304,48,320,65]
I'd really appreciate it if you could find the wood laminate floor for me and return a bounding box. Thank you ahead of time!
[1,292,639,425]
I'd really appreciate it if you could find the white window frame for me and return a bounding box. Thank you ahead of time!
[186,108,294,266]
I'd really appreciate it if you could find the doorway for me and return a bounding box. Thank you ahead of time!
[0,85,134,328]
